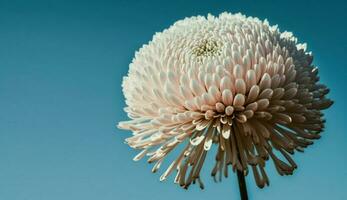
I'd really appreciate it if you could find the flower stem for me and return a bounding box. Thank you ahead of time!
[237,169,248,200]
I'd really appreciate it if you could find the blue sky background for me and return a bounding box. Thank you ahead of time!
[0,0,346,199]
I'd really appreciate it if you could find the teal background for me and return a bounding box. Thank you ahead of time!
[0,0,346,199]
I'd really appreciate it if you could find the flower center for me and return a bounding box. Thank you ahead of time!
[191,39,222,61]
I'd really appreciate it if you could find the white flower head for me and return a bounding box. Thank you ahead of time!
[118,12,333,189]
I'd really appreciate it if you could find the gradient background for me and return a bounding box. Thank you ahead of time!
[1,0,346,199]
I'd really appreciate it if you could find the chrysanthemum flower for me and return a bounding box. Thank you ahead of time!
[118,12,333,189]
